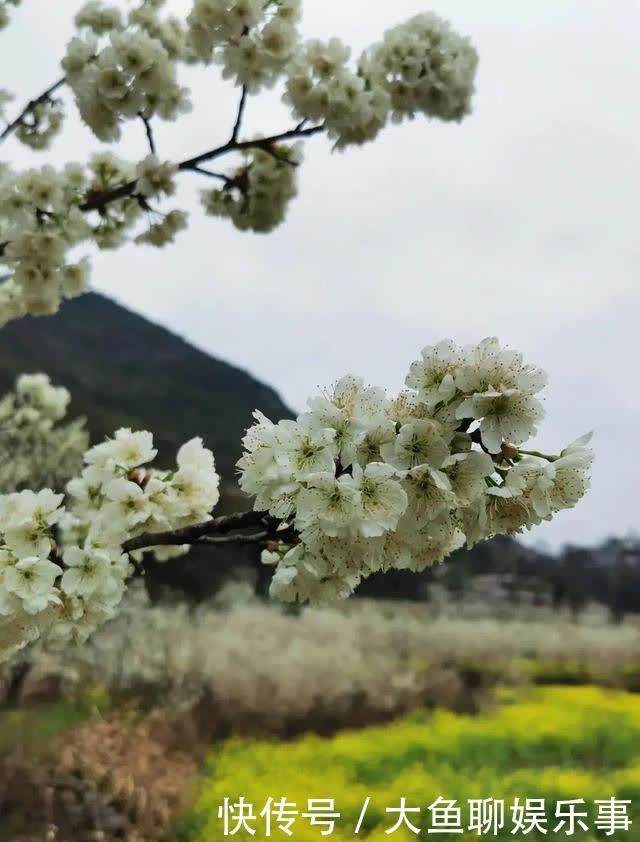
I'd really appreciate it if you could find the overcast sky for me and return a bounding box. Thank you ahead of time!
[3,0,639,549]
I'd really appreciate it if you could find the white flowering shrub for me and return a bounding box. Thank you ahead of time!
[0,6,593,662]
[0,0,478,324]
[0,373,89,494]
[37,590,637,724]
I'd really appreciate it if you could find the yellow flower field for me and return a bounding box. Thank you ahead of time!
[182,687,640,841]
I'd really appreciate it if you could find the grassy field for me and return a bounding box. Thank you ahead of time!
[182,686,640,841]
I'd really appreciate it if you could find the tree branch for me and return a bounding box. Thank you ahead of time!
[188,166,233,183]
[121,509,286,553]
[139,113,156,155]
[231,85,248,143]
[178,123,324,172]
[0,77,66,144]
[80,123,325,213]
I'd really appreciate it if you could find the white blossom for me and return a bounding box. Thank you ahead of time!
[380,419,450,470]
[63,28,190,142]
[349,462,408,538]
[85,427,157,471]
[360,12,478,124]
[456,387,545,453]
[75,1,124,36]
[3,557,62,614]
[237,339,593,603]
[201,145,301,233]
[405,339,464,408]
[60,546,114,597]
[295,472,361,537]
[188,0,300,91]
[135,154,176,198]
[284,38,391,147]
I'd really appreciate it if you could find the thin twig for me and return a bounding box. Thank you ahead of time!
[139,113,156,155]
[189,166,232,183]
[0,77,66,144]
[261,145,300,167]
[231,85,248,143]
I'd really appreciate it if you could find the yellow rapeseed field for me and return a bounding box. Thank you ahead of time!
[182,687,640,841]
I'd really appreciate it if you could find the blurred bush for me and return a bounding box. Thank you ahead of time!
[13,586,640,731]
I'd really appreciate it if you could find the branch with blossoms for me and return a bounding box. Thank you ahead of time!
[0,0,479,324]
[0,5,594,665]
[0,338,594,662]
[0,77,66,146]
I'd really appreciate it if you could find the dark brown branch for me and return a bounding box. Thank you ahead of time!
[188,166,232,183]
[178,123,324,172]
[0,77,66,144]
[122,509,273,553]
[80,123,325,213]
[231,85,248,142]
[139,113,156,155]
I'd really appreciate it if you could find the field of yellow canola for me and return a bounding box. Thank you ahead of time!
[181,687,640,841]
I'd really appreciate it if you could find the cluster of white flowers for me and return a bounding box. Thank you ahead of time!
[188,0,301,91]
[74,0,189,59]
[63,23,190,142]
[128,1,189,61]
[0,338,594,659]
[0,163,92,324]
[201,144,300,232]
[238,338,593,604]
[14,98,65,151]
[0,151,192,322]
[0,428,220,661]
[75,0,124,35]
[135,153,176,199]
[0,4,479,325]
[284,12,477,148]
[0,153,154,324]
[360,14,479,124]
[284,38,391,148]
[0,0,20,31]
[134,207,188,247]
[0,373,88,494]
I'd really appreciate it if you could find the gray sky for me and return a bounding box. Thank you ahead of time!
[3,0,639,548]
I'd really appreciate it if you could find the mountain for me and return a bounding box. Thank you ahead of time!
[0,292,294,511]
